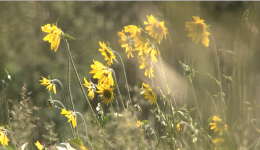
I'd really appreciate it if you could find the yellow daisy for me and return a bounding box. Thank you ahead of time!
[83,77,95,100]
[141,83,157,105]
[96,84,114,106]
[39,76,56,94]
[118,30,135,59]
[185,16,210,47]
[124,25,146,56]
[89,60,114,86]
[99,41,116,66]
[144,15,168,44]
[209,115,227,135]
[138,56,154,78]
[0,129,10,147]
[144,42,159,62]
[35,141,44,150]
[41,23,62,52]
[61,109,77,128]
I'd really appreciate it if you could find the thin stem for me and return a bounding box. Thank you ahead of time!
[111,69,126,110]
[190,81,203,128]
[208,28,226,129]
[62,37,100,127]
[52,79,76,137]
[2,81,17,150]
[113,51,132,103]
[75,112,94,150]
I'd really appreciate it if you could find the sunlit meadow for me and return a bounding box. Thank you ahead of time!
[0,1,260,150]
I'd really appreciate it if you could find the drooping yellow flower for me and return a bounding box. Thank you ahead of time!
[209,115,227,135]
[99,41,116,66]
[137,120,142,127]
[41,24,62,52]
[83,77,95,100]
[118,30,135,59]
[144,15,168,44]
[96,84,114,106]
[213,138,225,150]
[89,60,114,86]
[141,83,157,105]
[138,56,154,78]
[0,129,10,147]
[61,109,77,128]
[35,141,44,150]
[39,76,57,94]
[144,42,159,62]
[185,16,210,47]
[124,25,146,56]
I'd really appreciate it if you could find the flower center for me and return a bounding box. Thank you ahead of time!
[103,89,112,99]
[197,23,204,34]
[152,24,163,33]
[104,49,112,58]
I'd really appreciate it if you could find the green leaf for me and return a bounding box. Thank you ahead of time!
[204,73,220,85]
[142,120,151,125]
[63,33,76,40]
[69,138,83,149]
[55,17,59,26]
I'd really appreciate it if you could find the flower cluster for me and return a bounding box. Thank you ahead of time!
[118,15,167,78]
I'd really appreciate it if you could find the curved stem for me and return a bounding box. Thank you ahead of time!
[113,51,132,104]
[62,37,100,127]
[111,69,126,110]
[2,81,17,150]
[75,112,94,150]
[208,28,225,128]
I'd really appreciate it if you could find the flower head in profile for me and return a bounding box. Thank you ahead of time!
[35,141,44,150]
[144,15,168,44]
[124,25,147,56]
[0,128,10,147]
[118,30,135,59]
[141,83,157,105]
[99,41,116,66]
[144,42,159,62]
[89,60,114,86]
[61,109,77,128]
[138,56,154,78]
[96,84,114,106]
[209,115,227,135]
[83,77,96,100]
[185,16,210,47]
[41,24,62,52]
[137,120,142,127]
[39,76,56,94]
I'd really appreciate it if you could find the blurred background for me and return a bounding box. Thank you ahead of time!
[0,1,260,149]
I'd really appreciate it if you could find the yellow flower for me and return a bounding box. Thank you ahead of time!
[39,76,56,94]
[138,56,154,78]
[144,42,159,62]
[41,24,62,52]
[0,129,10,147]
[83,77,95,100]
[175,123,181,132]
[141,83,157,105]
[185,16,210,47]
[137,120,142,127]
[89,60,114,86]
[99,41,116,66]
[118,30,135,59]
[96,84,114,106]
[124,25,146,56]
[209,115,227,135]
[35,141,44,150]
[61,109,77,128]
[144,15,168,44]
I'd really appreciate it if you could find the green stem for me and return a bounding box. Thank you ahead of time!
[113,51,132,104]
[62,37,100,127]
[208,28,226,129]
[111,69,126,110]
[52,79,76,137]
